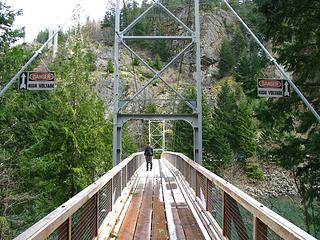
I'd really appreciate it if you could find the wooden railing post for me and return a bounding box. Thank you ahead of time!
[222,192,249,240]
[222,191,231,239]
[96,192,100,237]
[111,176,114,209]
[196,170,199,197]
[68,218,72,240]
[205,178,209,211]
[253,217,267,240]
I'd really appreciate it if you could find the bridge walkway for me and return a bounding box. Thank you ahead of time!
[112,159,207,240]
[15,152,316,240]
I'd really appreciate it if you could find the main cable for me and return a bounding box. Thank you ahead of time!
[0,3,81,97]
[221,0,320,122]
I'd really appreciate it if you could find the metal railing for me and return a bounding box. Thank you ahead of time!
[162,152,316,240]
[15,153,144,240]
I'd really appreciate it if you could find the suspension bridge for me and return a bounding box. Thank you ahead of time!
[2,0,319,239]
[14,152,315,240]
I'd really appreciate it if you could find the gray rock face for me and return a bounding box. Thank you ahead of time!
[201,9,237,64]
[93,72,113,114]
[200,9,238,86]
[97,47,113,60]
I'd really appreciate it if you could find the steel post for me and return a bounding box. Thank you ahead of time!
[113,0,121,166]
[194,0,203,164]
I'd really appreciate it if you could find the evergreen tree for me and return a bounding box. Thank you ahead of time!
[170,88,196,158]
[153,54,163,71]
[205,84,236,170]
[101,0,115,45]
[35,29,49,44]
[218,38,235,78]
[231,30,246,62]
[204,126,233,171]
[234,86,256,158]
[204,83,259,174]
[30,33,112,199]
[0,2,24,48]
[0,3,34,237]
[0,30,113,236]
[213,83,238,148]
[255,1,320,235]
[235,41,265,98]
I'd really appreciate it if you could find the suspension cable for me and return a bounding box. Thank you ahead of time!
[221,0,320,122]
[0,3,81,97]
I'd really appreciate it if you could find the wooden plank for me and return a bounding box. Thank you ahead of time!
[171,208,187,240]
[154,160,161,178]
[117,177,146,240]
[170,184,188,208]
[151,178,168,240]
[178,208,204,240]
[162,159,206,240]
[160,163,186,240]
[134,177,154,240]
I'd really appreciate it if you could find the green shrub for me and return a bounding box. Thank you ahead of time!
[153,54,163,71]
[159,87,166,94]
[245,157,264,180]
[146,103,157,113]
[0,216,11,240]
[140,68,154,79]
[107,59,114,73]
[132,57,140,66]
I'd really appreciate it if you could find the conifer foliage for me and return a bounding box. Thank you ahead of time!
[0,26,113,236]
[218,38,235,78]
[204,83,257,172]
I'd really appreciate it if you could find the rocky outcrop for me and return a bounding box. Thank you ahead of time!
[201,9,237,64]
[224,161,298,199]
[92,7,241,116]
[200,9,238,86]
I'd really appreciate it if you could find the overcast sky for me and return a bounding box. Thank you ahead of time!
[6,0,112,42]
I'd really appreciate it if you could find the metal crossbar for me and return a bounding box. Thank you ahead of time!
[162,152,317,240]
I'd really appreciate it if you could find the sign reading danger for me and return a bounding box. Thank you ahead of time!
[257,78,290,98]
[19,71,55,91]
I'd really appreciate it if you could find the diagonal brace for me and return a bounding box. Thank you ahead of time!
[156,1,194,34]
[121,3,156,35]
[119,41,195,112]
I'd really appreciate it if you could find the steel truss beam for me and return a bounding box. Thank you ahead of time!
[117,114,199,127]
[113,0,202,166]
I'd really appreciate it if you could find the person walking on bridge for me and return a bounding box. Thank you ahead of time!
[144,143,153,171]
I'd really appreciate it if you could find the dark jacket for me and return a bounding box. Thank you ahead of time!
[144,146,153,156]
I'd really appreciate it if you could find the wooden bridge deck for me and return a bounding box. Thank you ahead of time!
[111,159,206,240]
